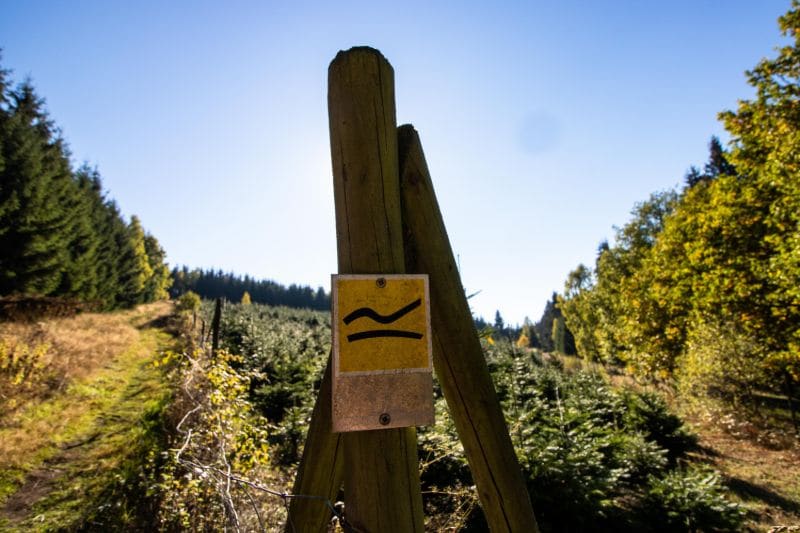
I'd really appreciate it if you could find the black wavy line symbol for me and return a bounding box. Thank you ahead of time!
[343,298,422,325]
[343,298,424,343]
[347,330,423,342]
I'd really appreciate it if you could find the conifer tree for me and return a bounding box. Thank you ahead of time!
[115,213,148,306]
[58,169,101,300]
[94,196,129,308]
[143,233,171,301]
[535,293,560,352]
[0,82,74,295]
[519,316,539,348]
[0,59,170,309]
[73,166,117,308]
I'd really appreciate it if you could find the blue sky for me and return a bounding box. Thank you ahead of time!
[0,1,790,324]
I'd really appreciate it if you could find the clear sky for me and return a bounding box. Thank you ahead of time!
[0,1,791,324]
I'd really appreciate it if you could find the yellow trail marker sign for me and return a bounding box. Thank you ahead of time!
[332,274,434,432]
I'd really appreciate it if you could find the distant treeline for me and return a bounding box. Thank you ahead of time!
[170,267,330,311]
[0,57,170,309]
[473,295,577,355]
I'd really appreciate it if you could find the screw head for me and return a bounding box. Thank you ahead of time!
[379,413,391,425]
[376,277,386,288]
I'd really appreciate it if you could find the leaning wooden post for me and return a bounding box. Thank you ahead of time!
[285,353,343,533]
[329,47,424,533]
[398,124,540,532]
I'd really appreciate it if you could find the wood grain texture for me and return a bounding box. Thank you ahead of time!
[330,47,424,533]
[287,47,424,533]
[398,124,540,532]
[329,47,404,275]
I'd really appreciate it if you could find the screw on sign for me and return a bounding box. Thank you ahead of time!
[331,274,434,432]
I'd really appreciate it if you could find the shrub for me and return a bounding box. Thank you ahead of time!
[679,320,770,409]
[201,303,743,532]
[642,468,744,532]
[176,291,201,313]
[624,391,698,462]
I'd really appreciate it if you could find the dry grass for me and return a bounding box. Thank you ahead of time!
[0,302,173,418]
[684,404,800,530]
[0,301,175,529]
[0,301,171,385]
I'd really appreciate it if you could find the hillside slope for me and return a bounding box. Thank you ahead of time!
[0,302,177,531]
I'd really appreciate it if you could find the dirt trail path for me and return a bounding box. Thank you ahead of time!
[684,410,800,530]
[0,302,175,531]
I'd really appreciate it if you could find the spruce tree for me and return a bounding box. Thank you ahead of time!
[0,82,74,296]
[115,215,152,307]
[58,168,101,300]
[143,232,171,301]
[93,193,128,309]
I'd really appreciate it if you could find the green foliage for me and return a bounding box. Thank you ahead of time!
[0,59,170,309]
[171,266,330,311]
[213,303,329,465]
[559,2,800,408]
[176,291,201,313]
[678,320,769,408]
[116,215,154,307]
[480,340,736,532]
[718,1,800,391]
[551,316,566,353]
[156,349,270,531]
[535,292,576,354]
[643,469,744,532]
[623,391,698,463]
[517,316,539,348]
[143,233,172,301]
[0,82,74,296]
[202,302,742,532]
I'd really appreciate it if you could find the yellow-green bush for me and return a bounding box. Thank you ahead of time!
[0,338,52,405]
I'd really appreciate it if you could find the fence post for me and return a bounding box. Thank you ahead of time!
[398,124,540,532]
[211,297,222,357]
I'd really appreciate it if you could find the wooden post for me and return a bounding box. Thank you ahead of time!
[398,124,540,532]
[286,47,424,533]
[211,297,222,357]
[329,47,424,533]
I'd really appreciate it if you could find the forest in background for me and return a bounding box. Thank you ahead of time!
[0,56,170,310]
[170,267,330,311]
[0,59,333,316]
[557,4,800,427]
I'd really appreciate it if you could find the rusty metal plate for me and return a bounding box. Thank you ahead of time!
[332,274,434,432]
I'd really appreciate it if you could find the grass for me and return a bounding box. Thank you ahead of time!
[682,402,800,531]
[0,302,176,531]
